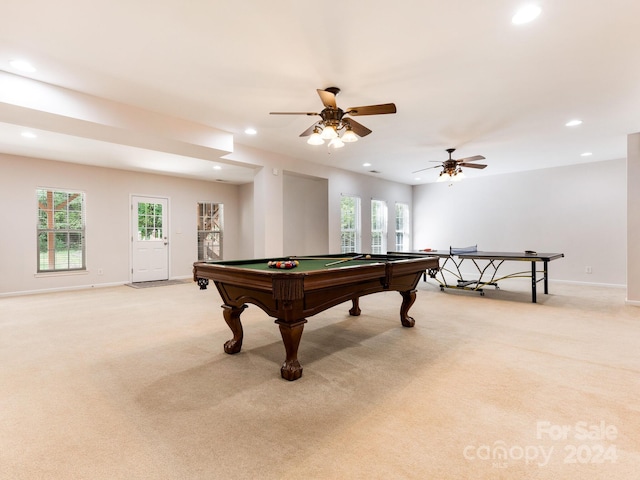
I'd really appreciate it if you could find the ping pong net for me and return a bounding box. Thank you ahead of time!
[449,245,478,255]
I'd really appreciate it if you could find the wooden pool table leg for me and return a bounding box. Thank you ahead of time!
[399,289,417,327]
[349,297,361,316]
[222,304,247,354]
[275,318,307,381]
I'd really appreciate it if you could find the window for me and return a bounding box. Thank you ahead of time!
[197,203,223,260]
[37,188,86,272]
[371,199,388,254]
[395,202,410,251]
[137,202,164,240]
[340,195,361,253]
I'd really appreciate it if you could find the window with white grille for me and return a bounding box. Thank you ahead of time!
[36,188,86,272]
[371,199,388,254]
[197,203,223,260]
[395,202,410,251]
[340,195,361,253]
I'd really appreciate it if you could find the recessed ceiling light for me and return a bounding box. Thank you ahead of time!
[244,128,257,135]
[9,59,37,73]
[362,162,371,167]
[212,165,222,170]
[414,177,421,181]
[21,131,37,139]
[512,4,541,24]
[565,119,583,127]
[580,152,593,157]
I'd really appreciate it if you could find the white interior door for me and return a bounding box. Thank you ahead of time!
[131,196,168,282]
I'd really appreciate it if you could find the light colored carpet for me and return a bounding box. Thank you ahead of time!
[1,279,639,479]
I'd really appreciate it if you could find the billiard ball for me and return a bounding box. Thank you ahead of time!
[365,254,371,259]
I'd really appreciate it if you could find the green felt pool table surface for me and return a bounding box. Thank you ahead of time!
[208,255,395,272]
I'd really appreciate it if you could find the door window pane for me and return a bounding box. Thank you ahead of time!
[138,202,163,240]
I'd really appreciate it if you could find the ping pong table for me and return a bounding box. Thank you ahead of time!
[389,250,565,303]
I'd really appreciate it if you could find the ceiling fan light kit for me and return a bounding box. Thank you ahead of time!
[328,137,345,149]
[413,148,488,182]
[320,124,338,140]
[306,127,324,145]
[271,87,396,149]
[437,169,465,182]
[341,126,358,143]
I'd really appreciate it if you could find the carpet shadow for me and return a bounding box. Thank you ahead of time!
[420,280,555,304]
[134,310,457,413]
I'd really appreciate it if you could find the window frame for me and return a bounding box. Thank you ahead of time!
[340,194,361,253]
[394,202,411,252]
[36,188,86,273]
[197,202,224,261]
[371,198,388,254]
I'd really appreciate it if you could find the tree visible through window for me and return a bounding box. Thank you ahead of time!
[137,202,163,240]
[37,189,86,272]
[371,199,388,254]
[340,195,360,253]
[198,203,223,260]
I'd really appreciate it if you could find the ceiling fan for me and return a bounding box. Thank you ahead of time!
[413,148,487,181]
[270,87,396,148]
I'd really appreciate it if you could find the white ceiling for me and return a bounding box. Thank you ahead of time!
[1,0,639,185]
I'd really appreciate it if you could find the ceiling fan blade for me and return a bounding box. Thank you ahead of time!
[459,163,487,169]
[345,103,397,116]
[299,122,320,137]
[317,89,337,109]
[457,155,485,162]
[270,111,319,116]
[412,165,441,174]
[342,118,372,137]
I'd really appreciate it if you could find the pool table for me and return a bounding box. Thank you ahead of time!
[193,253,439,381]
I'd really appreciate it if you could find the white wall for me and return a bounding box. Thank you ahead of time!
[283,172,329,256]
[0,154,241,295]
[237,182,254,260]
[252,166,283,258]
[627,133,640,302]
[413,159,627,286]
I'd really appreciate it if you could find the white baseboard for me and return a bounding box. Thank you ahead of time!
[551,279,627,289]
[1,275,197,298]
[0,281,128,298]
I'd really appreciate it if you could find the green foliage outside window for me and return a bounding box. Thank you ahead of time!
[137,202,163,240]
[340,195,360,253]
[37,189,85,271]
